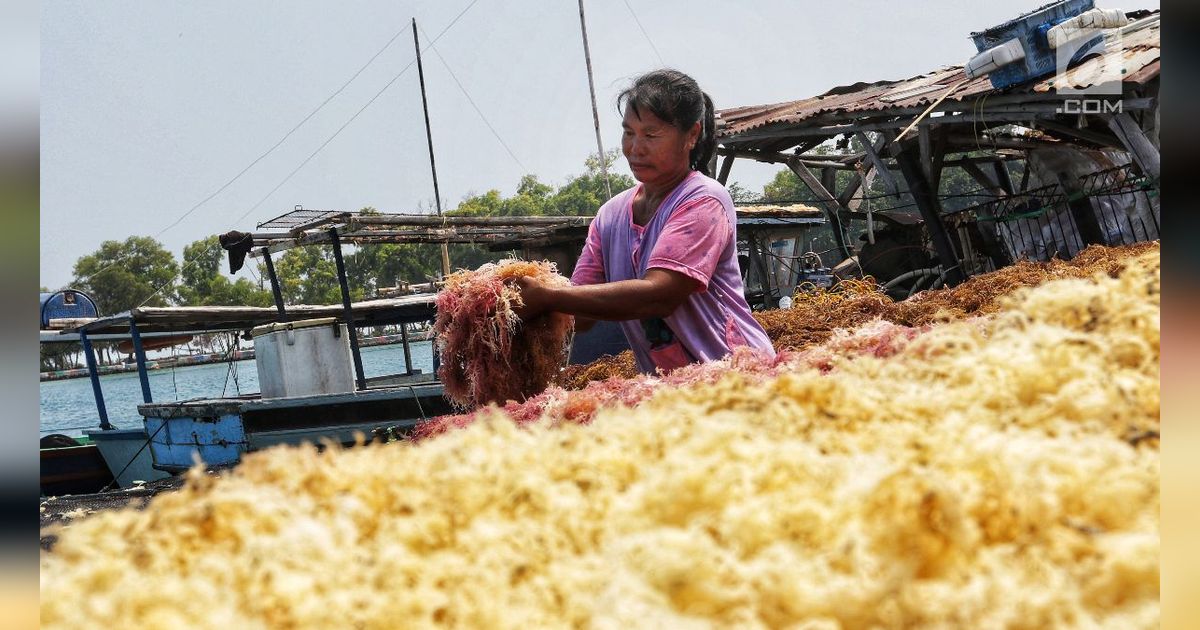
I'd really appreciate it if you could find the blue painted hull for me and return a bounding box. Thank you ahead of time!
[138,383,451,473]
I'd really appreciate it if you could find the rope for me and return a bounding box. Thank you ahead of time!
[417,23,528,173]
[129,0,482,309]
[65,21,414,293]
[621,0,665,66]
[97,420,168,493]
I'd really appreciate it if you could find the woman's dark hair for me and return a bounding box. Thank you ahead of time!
[617,69,716,176]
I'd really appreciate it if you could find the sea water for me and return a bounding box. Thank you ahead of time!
[40,341,436,437]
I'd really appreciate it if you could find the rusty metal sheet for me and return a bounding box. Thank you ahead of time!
[717,12,1159,141]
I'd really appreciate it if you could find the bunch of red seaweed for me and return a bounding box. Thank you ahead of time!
[433,259,573,409]
[413,318,927,440]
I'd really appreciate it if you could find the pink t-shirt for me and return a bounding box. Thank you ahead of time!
[572,195,729,289]
[571,171,775,373]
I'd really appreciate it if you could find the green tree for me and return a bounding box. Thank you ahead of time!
[448,189,504,217]
[177,235,273,307]
[72,236,179,315]
[726,181,757,203]
[341,207,442,292]
[272,245,355,305]
[348,242,440,293]
[548,149,635,216]
[40,342,80,372]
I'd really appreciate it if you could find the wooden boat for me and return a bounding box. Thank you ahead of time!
[39,434,115,496]
[42,293,442,490]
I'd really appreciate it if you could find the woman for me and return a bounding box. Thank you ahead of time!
[516,69,774,374]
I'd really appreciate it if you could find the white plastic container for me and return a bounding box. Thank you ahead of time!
[250,317,355,399]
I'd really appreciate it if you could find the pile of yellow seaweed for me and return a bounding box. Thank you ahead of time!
[41,245,1159,629]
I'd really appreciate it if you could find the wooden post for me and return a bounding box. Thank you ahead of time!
[399,322,413,376]
[991,161,1015,194]
[80,329,112,430]
[929,126,948,192]
[261,247,287,321]
[129,321,153,404]
[956,163,1012,270]
[894,147,964,286]
[1054,166,1106,247]
[1105,112,1160,180]
[329,228,367,390]
[716,154,735,185]
[412,19,452,279]
[848,169,876,213]
[746,232,774,309]
[960,161,1006,197]
[918,125,933,182]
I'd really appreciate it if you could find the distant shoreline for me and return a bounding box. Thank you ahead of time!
[39,332,433,382]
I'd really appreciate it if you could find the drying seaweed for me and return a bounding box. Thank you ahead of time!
[554,350,638,390]
[557,242,1161,391]
[41,246,1160,629]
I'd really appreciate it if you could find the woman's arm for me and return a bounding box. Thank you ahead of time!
[515,268,696,323]
[575,317,598,333]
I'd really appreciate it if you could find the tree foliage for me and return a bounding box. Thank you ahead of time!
[71,236,179,315]
[178,235,273,307]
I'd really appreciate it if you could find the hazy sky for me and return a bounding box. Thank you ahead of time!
[38,0,1158,290]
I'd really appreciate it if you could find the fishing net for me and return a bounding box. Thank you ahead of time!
[433,259,574,409]
[41,246,1159,629]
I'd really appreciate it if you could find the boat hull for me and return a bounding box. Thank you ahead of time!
[138,384,452,472]
[40,443,113,496]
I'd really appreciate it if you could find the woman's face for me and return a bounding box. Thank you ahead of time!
[621,105,699,187]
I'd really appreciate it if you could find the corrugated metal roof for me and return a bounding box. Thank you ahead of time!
[735,203,823,217]
[717,11,1159,140]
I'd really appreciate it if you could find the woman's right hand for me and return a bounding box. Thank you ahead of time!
[511,275,552,322]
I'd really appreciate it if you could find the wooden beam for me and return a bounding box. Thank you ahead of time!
[943,135,1067,150]
[930,125,949,193]
[894,148,964,286]
[716,154,735,184]
[1035,119,1124,149]
[718,97,1157,144]
[854,131,900,197]
[715,146,851,169]
[918,125,933,183]
[1105,112,1160,180]
[837,162,867,208]
[942,154,1022,166]
[786,157,851,258]
[847,168,877,212]
[991,161,1015,195]
[959,161,1006,197]
[351,215,592,227]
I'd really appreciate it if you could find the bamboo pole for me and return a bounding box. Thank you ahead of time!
[413,18,452,278]
[577,0,612,199]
